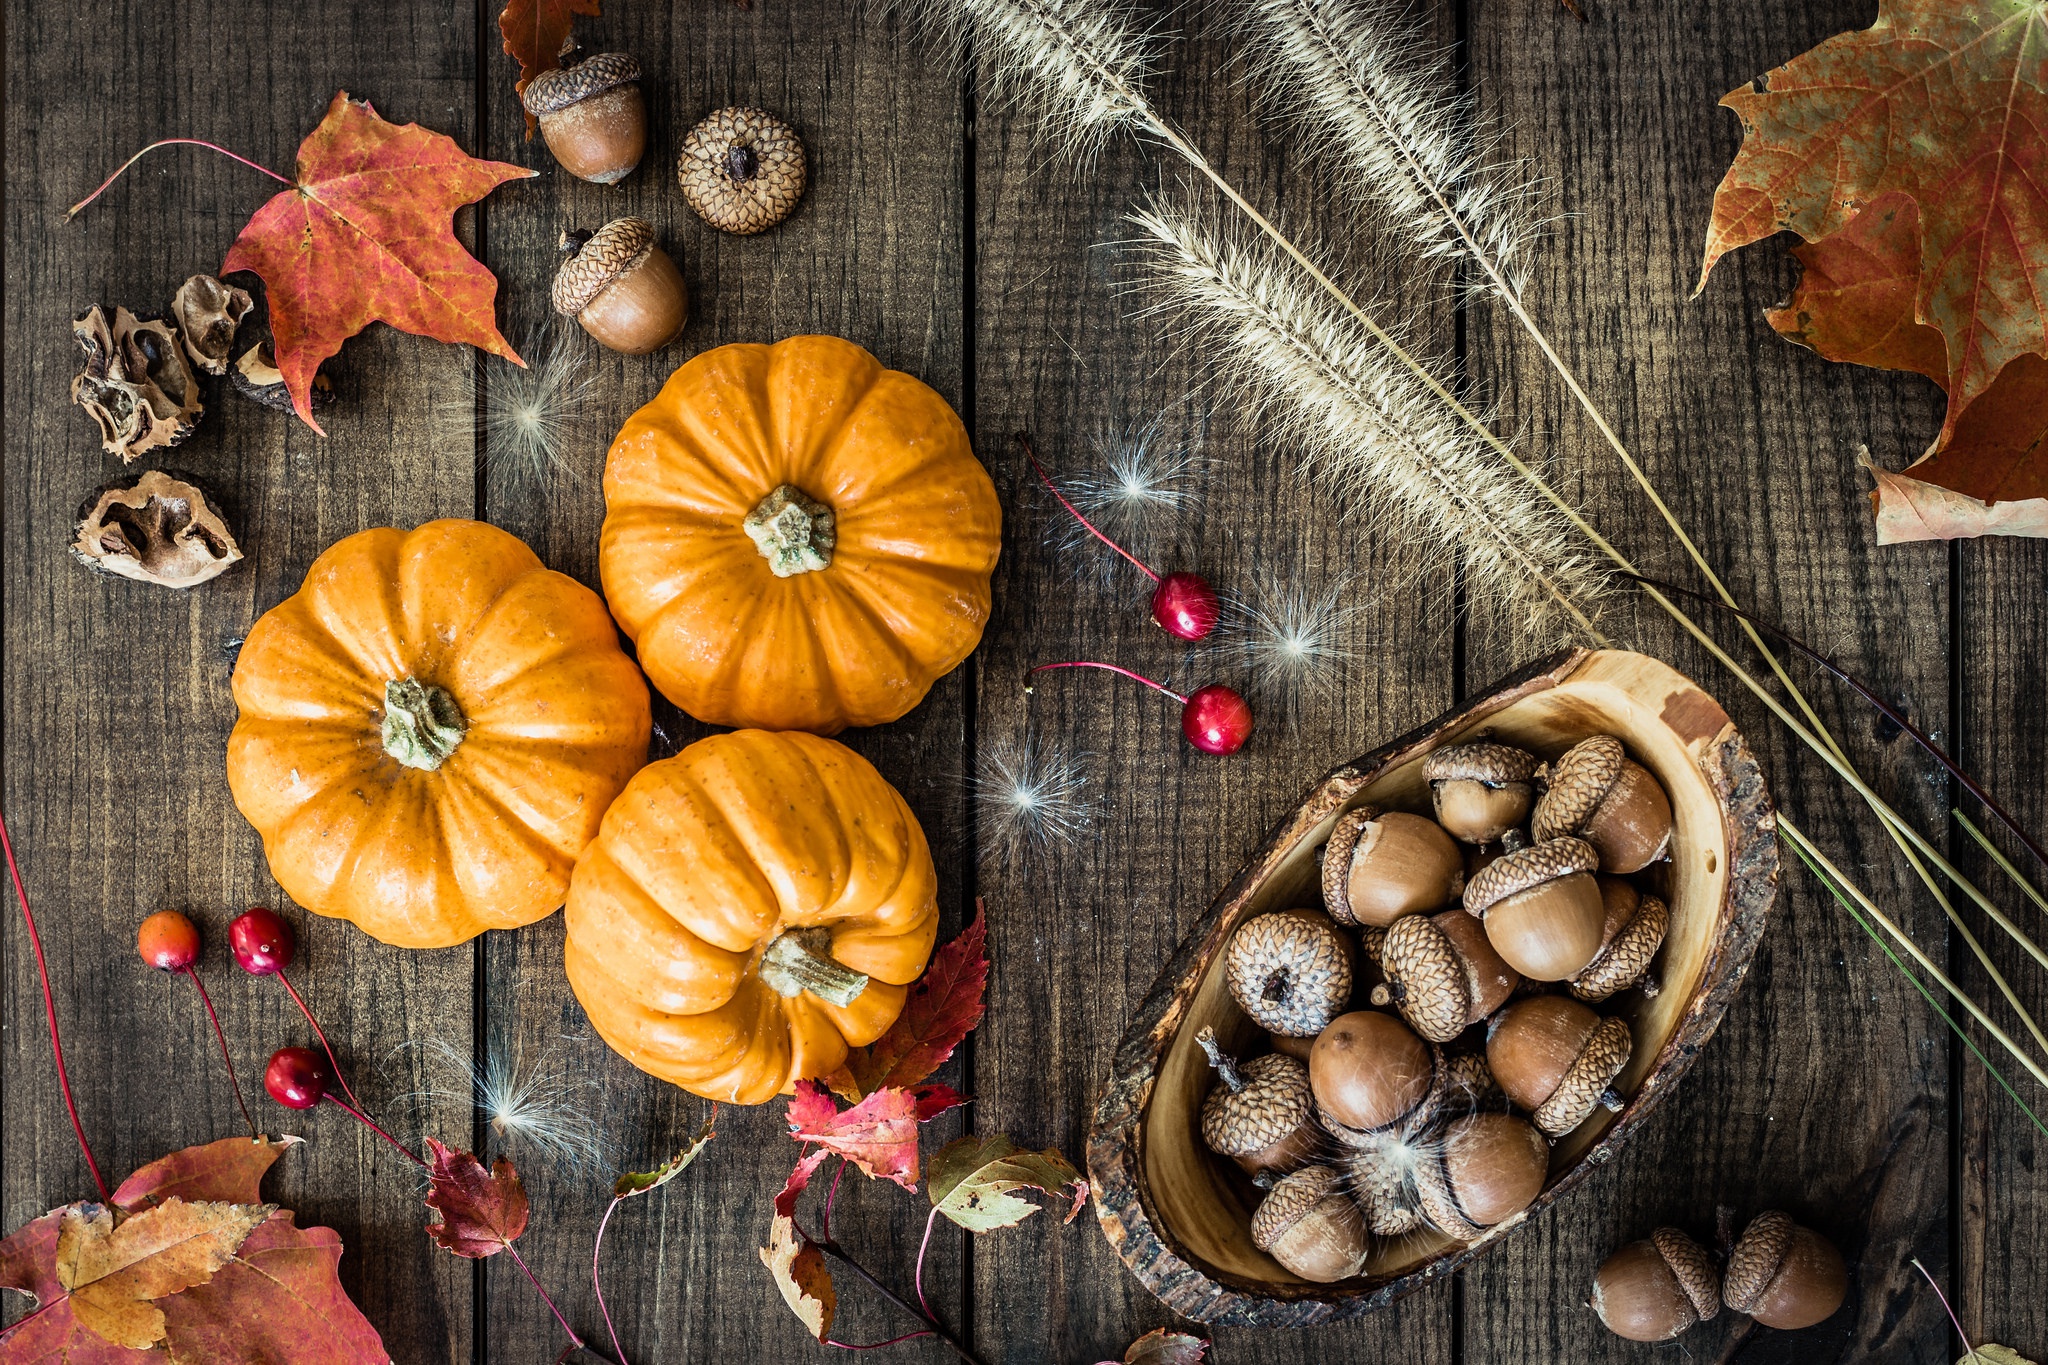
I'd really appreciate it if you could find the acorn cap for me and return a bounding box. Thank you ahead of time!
[1571,892,1669,1003]
[1374,914,1470,1043]
[522,53,641,116]
[1319,806,1379,926]
[1532,735,1626,842]
[1443,1050,1504,1109]
[1424,741,1539,786]
[1464,837,1599,915]
[1530,1014,1632,1136]
[1720,1210,1794,1314]
[1200,1049,1314,1159]
[1652,1227,1722,1324]
[678,106,808,235]
[1344,1145,1423,1236]
[1411,1145,1483,1242]
[552,219,656,317]
[1250,1165,1343,1251]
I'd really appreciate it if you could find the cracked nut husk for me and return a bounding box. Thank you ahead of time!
[171,274,253,375]
[71,306,203,461]
[553,219,689,354]
[72,470,242,589]
[677,106,807,234]
[232,341,335,412]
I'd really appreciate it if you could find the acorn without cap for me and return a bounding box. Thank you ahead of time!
[1424,741,1539,844]
[1250,1165,1369,1282]
[1590,1228,1720,1341]
[1722,1211,1848,1330]
[1194,1026,1321,1183]
[1226,910,1354,1040]
[1534,735,1674,874]
[1570,878,1669,1003]
[1464,836,1606,981]
[1322,807,1464,928]
[523,53,646,184]
[1486,994,1632,1137]
[553,219,688,354]
[1411,1111,1549,1241]
[1370,908,1519,1043]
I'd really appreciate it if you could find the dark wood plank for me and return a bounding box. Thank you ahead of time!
[2,2,480,1358]
[1464,0,1951,1360]
[475,3,972,1360]
[969,6,1459,1358]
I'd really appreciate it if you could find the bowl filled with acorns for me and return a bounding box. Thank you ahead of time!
[1087,648,1779,1327]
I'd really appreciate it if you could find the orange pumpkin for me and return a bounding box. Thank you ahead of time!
[563,729,940,1104]
[599,335,1001,734]
[227,520,652,949]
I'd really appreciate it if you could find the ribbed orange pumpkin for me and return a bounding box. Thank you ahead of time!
[227,520,652,948]
[563,729,940,1104]
[599,335,1001,734]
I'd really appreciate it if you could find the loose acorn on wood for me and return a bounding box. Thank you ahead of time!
[1194,1026,1321,1183]
[1250,1165,1369,1282]
[1321,807,1464,928]
[1590,1227,1721,1341]
[1424,741,1539,844]
[1226,911,1354,1040]
[1486,994,1633,1137]
[1411,1111,1549,1241]
[523,53,646,184]
[1534,735,1674,874]
[1722,1211,1848,1330]
[1370,908,1519,1042]
[1464,836,1607,981]
[1570,878,1669,1002]
[552,219,688,354]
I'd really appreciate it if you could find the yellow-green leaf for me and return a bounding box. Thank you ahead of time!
[614,1117,716,1199]
[1963,1347,2038,1365]
[927,1135,1087,1233]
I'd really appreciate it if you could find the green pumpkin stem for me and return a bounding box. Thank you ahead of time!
[759,927,870,1007]
[382,678,467,771]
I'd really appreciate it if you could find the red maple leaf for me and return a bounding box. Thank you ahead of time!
[423,1138,530,1258]
[774,1149,832,1221]
[500,0,602,135]
[221,92,534,434]
[786,1082,927,1191]
[833,909,988,1099]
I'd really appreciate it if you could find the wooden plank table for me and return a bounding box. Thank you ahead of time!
[3,1,2036,1362]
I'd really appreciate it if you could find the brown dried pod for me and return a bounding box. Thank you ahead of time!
[1411,1111,1548,1242]
[1485,994,1632,1137]
[1533,735,1674,874]
[1424,741,1539,844]
[523,53,646,184]
[170,274,252,375]
[1369,908,1520,1043]
[1193,1027,1320,1183]
[71,470,242,590]
[71,306,203,461]
[1590,1228,1721,1341]
[1570,878,1669,1003]
[1722,1212,1848,1330]
[1249,1166,1368,1283]
[1463,836,1606,981]
[1226,910,1355,1038]
[1321,807,1464,928]
[231,341,335,412]
[553,219,689,355]
[1309,1011,1440,1141]
[678,106,808,235]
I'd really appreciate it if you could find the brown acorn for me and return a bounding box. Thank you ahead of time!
[1369,909,1520,1043]
[1570,878,1669,1003]
[1226,910,1355,1040]
[1250,1165,1369,1282]
[1424,741,1539,844]
[1485,995,1632,1137]
[1411,1111,1549,1241]
[1321,807,1464,928]
[1590,1228,1721,1341]
[1722,1212,1848,1330]
[1464,837,1606,981]
[524,53,646,184]
[1309,1010,1442,1142]
[1534,735,1674,874]
[552,219,689,355]
[1193,1027,1320,1183]
[678,107,808,234]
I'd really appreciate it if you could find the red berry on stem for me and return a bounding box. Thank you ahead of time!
[1028,662,1253,757]
[137,909,201,971]
[265,1046,328,1109]
[230,905,295,975]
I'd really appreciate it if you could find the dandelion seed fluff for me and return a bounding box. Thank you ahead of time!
[971,735,1095,863]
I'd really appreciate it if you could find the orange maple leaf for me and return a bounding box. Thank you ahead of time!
[500,0,602,135]
[221,93,535,434]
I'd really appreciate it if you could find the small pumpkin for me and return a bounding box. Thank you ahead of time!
[227,520,652,948]
[599,335,1001,734]
[563,729,940,1104]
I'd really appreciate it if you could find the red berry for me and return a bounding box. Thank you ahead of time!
[136,910,201,971]
[265,1046,328,1109]
[1182,684,1253,755]
[231,906,296,975]
[1150,571,1220,642]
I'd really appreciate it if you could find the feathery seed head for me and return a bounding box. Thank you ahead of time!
[453,325,602,490]
[402,1037,610,1175]
[970,733,1096,865]
[1219,572,1370,706]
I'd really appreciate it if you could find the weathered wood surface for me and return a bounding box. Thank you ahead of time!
[0,1,2030,1364]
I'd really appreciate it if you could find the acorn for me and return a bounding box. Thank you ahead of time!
[1369,908,1520,1043]
[1590,1228,1721,1341]
[1226,910,1355,1040]
[1193,1026,1320,1183]
[1309,1010,1441,1143]
[678,107,808,234]
[1485,995,1632,1137]
[1533,735,1673,874]
[1423,741,1539,844]
[1463,836,1606,981]
[1570,878,1669,1003]
[1322,807,1464,928]
[1249,1166,1369,1282]
[1411,1111,1549,1241]
[1722,1211,1848,1330]
[552,220,688,355]
[1441,1049,1506,1113]
[523,53,646,184]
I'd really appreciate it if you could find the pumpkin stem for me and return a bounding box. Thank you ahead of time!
[382,678,467,771]
[760,927,869,1007]
[745,485,836,577]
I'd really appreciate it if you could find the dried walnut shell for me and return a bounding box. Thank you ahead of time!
[71,306,202,461]
[72,470,242,589]
[170,274,252,376]
[678,107,807,235]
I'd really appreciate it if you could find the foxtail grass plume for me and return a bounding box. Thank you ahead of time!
[971,733,1096,865]
[1219,571,1370,706]
[402,1037,609,1175]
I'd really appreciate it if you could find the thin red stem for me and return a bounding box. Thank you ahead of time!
[325,1095,427,1169]
[1015,433,1159,583]
[1027,660,1186,705]
[506,1239,605,1360]
[593,1195,631,1365]
[829,1331,936,1350]
[814,1239,984,1365]
[914,1205,940,1318]
[821,1157,848,1240]
[65,138,291,219]
[182,967,256,1139]
[1912,1258,1980,1362]
[276,968,365,1113]
[0,810,110,1204]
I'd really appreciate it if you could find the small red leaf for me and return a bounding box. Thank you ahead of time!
[113,1136,301,1213]
[910,1084,968,1123]
[839,909,988,1098]
[1110,1327,1210,1364]
[774,1149,831,1221]
[424,1137,530,1258]
[499,0,602,134]
[786,1081,924,1190]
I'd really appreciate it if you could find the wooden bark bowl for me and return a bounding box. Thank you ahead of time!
[1087,648,1779,1327]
